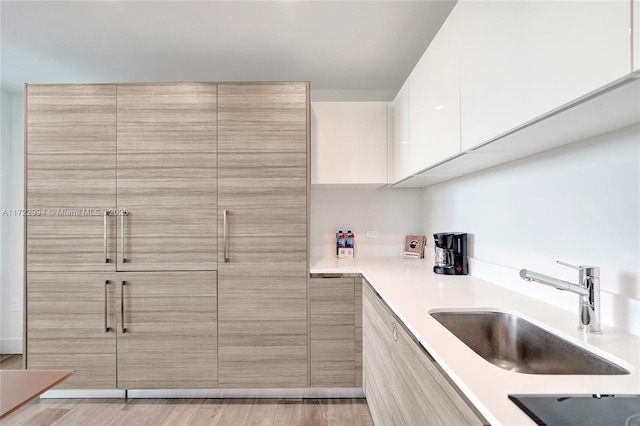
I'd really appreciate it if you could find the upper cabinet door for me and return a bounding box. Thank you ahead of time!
[116,83,217,271]
[408,5,461,174]
[311,102,388,185]
[459,0,632,150]
[634,0,640,71]
[217,83,308,244]
[26,84,117,272]
[217,82,309,388]
[391,80,411,183]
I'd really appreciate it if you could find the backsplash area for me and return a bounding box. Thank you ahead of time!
[310,187,423,258]
[421,124,640,336]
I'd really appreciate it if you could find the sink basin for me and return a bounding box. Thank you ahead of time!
[430,310,629,375]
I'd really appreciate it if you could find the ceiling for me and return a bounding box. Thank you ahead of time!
[0,1,455,100]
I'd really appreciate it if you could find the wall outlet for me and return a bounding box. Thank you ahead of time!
[366,230,379,239]
[11,298,20,312]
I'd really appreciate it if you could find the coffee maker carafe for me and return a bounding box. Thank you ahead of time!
[433,233,468,275]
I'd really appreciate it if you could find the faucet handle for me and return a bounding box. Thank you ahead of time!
[556,260,580,270]
[557,260,600,277]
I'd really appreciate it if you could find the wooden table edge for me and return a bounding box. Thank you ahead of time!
[0,370,74,420]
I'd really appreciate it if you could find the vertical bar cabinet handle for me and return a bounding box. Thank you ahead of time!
[104,280,111,332]
[104,211,110,263]
[121,211,128,263]
[223,210,229,263]
[121,281,127,333]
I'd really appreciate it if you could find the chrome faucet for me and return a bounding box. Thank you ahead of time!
[519,261,601,334]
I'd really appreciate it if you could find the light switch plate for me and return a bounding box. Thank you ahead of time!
[366,230,379,239]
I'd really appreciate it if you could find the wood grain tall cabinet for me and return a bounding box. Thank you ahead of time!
[217,83,310,388]
[25,83,218,389]
[26,84,118,389]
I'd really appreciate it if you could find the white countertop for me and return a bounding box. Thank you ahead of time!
[311,256,640,426]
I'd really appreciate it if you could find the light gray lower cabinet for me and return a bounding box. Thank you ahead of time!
[363,281,486,425]
[309,276,362,387]
[26,271,217,389]
[115,272,217,389]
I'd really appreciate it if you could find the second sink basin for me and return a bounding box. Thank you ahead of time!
[430,310,629,375]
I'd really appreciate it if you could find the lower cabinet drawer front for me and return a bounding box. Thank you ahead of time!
[363,282,485,425]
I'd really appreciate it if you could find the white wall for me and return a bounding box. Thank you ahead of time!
[310,187,423,258]
[0,92,7,341]
[0,91,24,353]
[422,124,640,335]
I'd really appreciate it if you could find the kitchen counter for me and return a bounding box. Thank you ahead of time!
[311,256,640,426]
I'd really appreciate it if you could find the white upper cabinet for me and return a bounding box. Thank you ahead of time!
[634,0,640,71]
[311,102,388,185]
[459,0,632,151]
[408,5,461,174]
[390,81,410,183]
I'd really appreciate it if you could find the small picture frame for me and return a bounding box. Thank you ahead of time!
[403,235,426,258]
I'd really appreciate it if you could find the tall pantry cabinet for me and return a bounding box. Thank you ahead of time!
[26,85,119,389]
[217,83,309,388]
[24,82,308,390]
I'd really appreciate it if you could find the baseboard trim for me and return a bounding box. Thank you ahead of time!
[41,389,126,399]
[0,338,23,354]
[40,388,364,399]
[130,388,365,399]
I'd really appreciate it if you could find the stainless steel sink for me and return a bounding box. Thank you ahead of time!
[430,310,629,375]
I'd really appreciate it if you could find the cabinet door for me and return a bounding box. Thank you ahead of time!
[391,81,411,182]
[390,308,484,425]
[310,278,355,387]
[355,279,363,387]
[116,83,217,271]
[217,82,309,388]
[26,84,116,272]
[116,272,217,389]
[459,0,632,150]
[26,272,117,389]
[311,102,388,184]
[363,282,400,425]
[408,6,461,173]
[363,282,484,425]
[634,0,640,71]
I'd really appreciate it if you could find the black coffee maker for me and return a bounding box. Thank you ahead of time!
[433,233,468,275]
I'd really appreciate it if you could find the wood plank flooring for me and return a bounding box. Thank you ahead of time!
[1,398,373,426]
[1,355,374,426]
[0,354,23,370]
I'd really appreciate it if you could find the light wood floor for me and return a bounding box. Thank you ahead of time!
[2,398,374,426]
[0,354,23,370]
[0,355,374,426]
